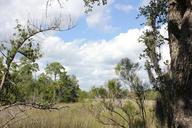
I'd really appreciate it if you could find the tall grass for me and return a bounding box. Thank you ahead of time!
[0,101,157,128]
[1,103,107,128]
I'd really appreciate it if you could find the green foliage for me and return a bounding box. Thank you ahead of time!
[57,74,80,102]
[78,90,89,102]
[0,57,80,104]
[90,79,128,99]
[45,62,65,81]
[0,57,4,79]
[90,86,107,99]
[107,79,120,96]
[83,0,107,13]
[138,0,167,27]
[0,19,64,93]
[38,73,52,86]
[36,65,80,103]
[0,22,44,104]
[89,58,148,128]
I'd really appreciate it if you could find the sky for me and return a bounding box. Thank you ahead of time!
[0,0,169,90]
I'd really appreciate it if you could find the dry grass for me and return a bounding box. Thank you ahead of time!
[0,101,157,128]
[0,103,107,128]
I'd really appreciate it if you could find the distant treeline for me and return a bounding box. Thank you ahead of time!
[0,57,157,105]
[0,58,80,104]
[79,79,158,101]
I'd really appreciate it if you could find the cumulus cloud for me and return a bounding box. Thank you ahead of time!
[0,0,84,39]
[36,25,169,90]
[86,9,112,31]
[115,3,134,13]
[85,0,116,32]
[0,0,117,38]
[37,28,147,90]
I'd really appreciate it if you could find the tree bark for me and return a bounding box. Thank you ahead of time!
[168,0,192,127]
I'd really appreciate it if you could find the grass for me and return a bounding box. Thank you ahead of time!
[0,100,157,128]
[0,103,108,128]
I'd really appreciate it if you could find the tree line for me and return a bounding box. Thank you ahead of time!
[0,58,80,104]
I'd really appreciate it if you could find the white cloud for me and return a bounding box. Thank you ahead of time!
[139,0,151,7]
[86,0,116,32]
[0,0,85,40]
[37,27,147,90]
[0,0,125,39]
[159,25,170,71]
[0,0,117,38]
[115,4,134,13]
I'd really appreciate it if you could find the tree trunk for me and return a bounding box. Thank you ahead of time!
[54,73,57,81]
[168,0,192,127]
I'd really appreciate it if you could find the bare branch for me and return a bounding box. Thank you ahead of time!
[0,102,69,112]
[0,108,26,128]
[0,18,75,89]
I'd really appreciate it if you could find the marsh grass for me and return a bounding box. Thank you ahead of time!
[0,101,157,128]
[1,103,107,128]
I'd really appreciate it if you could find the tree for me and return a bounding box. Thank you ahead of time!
[84,0,192,127]
[116,58,147,127]
[90,58,147,128]
[90,86,107,99]
[78,90,89,101]
[58,74,80,102]
[0,20,67,90]
[45,62,66,81]
[0,5,75,127]
[38,73,52,86]
[0,20,74,125]
[106,79,124,99]
[167,2,192,127]
[68,75,80,102]
[14,57,39,102]
[0,57,4,81]
[139,0,192,127]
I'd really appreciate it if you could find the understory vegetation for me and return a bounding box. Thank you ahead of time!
[0,102,157,128]
[0,58,80,104]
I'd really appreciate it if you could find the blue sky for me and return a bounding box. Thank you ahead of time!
[0,0,170,90]
[57,0,145,42]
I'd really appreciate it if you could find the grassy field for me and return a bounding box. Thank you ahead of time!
[0,103,107,128]
[0,100,157,128]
